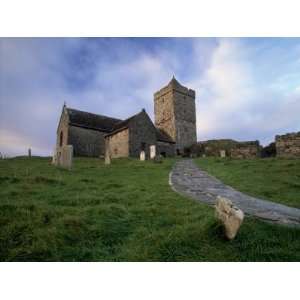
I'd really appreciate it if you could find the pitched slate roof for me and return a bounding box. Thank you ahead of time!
[155,128,175,144]
[105,111,142,136]
[67,108,122,132]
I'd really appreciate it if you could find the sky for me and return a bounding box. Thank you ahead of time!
[1,37,300,157]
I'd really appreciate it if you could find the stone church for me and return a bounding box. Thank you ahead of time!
[56,77,197,159]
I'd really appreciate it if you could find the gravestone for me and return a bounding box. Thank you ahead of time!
[52,147,57,165]
[140,150,145,161]
[56,145,73,169]
[215,196,244,240]
[220,150,226,158]
[28,148,31,158]
[150,145,156,159]
[104,139,111,165]
[105,149,111,165]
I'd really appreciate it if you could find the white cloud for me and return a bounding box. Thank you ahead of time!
[188,38,300,145]
[1,38,300,156]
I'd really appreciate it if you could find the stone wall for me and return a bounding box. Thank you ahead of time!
[154,78,196,154]
[107,128,129,158]
[56,106,69,149]
[230,141,260,159]
[154,86,176,144]
[68,125,106,157]
[190,139,260,159]
[173,88,197,151]
[129,110,157,159]
[157,141,175,157]
[275,132,300,158]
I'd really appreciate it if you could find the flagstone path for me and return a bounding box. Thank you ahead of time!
[169,159,300,227]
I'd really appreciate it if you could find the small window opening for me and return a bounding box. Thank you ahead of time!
[60,131,63,147]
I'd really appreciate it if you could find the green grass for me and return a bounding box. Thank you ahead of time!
[195,157,300,208]
[0,157,299,261]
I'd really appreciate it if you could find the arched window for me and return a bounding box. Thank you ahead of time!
[60,131,63,147]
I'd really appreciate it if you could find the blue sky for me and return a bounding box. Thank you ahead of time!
[1,37,300,156]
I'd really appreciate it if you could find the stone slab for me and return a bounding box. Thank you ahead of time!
[169,159,300,227]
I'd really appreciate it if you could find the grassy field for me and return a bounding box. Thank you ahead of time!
[196,157,300,208]
[0,157,299,262]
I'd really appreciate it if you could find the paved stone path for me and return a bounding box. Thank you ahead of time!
[169,159,300,227]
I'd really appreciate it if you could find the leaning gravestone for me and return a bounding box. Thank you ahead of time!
[150,145,156,159]
[140,150,145,161]
[56,145,73,169]
[215,196,244,240]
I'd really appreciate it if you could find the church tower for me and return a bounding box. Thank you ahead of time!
[154,76,197,154]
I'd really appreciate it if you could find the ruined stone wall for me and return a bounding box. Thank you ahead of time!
[107,128,129,158]
[190,139,260,158]
[276,132,300,158]
[230,141,260,159]
[129,110,157,159]
[68,125,106,157]
[56,106,69,149]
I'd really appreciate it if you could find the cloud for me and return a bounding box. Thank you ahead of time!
[188,38,300,145]
[1,38,300,156]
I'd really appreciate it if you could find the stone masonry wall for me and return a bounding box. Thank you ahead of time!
[129,110,157,159]
[68,125,106,157]
[107,128,129,158]
[230,141,260,159]
[154,79,196,154]
[173,87,196,151]
[276,132,300,158]
[157,141,175,157]
[154,88,176,143]
[56,106,69,149]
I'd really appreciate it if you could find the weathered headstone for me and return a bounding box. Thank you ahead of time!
[140,150,145,161]
[104,139,111,165]
[28,148,31,158]
[220,150,226,158]
[56,145,73,169]
[215,196,244,240]
[105,150,111,165]
[150,145,156,159]
[52,147,57,165]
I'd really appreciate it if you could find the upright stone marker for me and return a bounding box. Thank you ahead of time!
[150,145,156,159]
[56,145,73,169]
[52,147,57,165]
[28,148,31,158]
[104,139,111,165]
[220,150,226,158]
[105,150,111,165]
[140,150,145,161]
[63,145,73,169]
